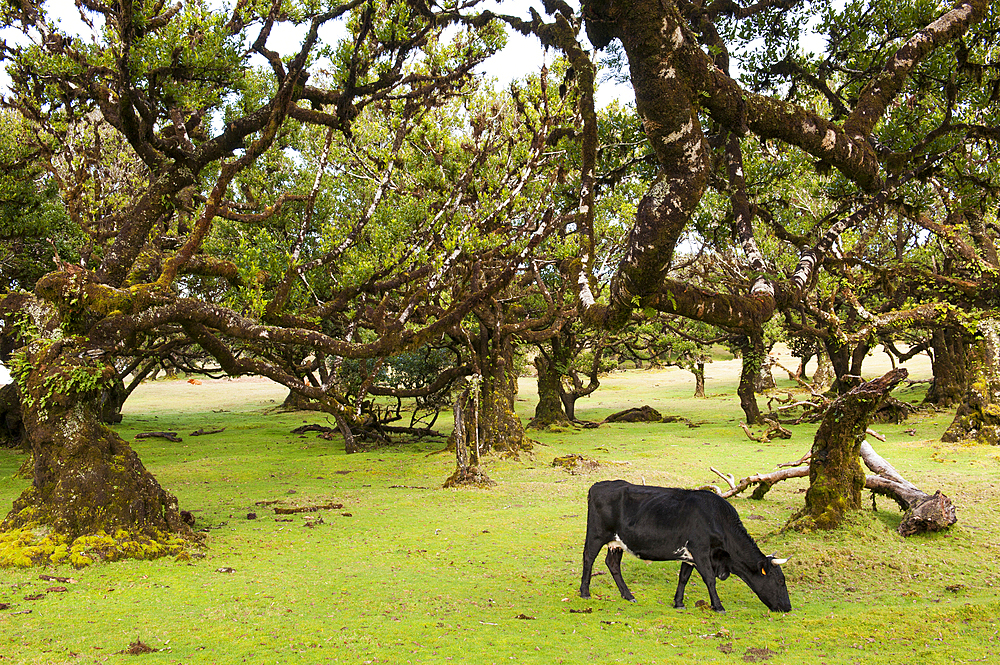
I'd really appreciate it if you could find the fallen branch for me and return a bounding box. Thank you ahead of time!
[777,451,811,468]
[861,441,956,535]
[291,424,336,435]
[865,427,886,442]
[190,427,226,436]
[707,466,809,499]
[703,439,956,536]
[135,431,182,442]
[739,419,792,443]
[273,501,344,514]
[777,400,820,411]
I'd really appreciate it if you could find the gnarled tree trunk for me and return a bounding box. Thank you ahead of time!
[471,332,531,454]
[443,385,493,487]
[0,383,26,450]
[789,368,908,531]
[3,330,195,565]
[530,354,570,428]
[924,327,967,408]
[736,333,764,424]
[693,361,706,398]
[825,336,871,395]
[942,318,1000,444]
[812,349,834,391]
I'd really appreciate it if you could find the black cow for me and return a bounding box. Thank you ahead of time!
[579,480,791,613]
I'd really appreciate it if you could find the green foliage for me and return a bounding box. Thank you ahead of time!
[0,111,77,291]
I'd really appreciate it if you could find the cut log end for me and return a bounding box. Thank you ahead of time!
[897,491,957,537]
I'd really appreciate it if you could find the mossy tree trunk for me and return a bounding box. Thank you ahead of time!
[824,335,871,395]
[529,330,603,426]
[736,333,764,424]
[475,334,531,454]
[443,386,493,487]
[693,361,706,398]
[942,319,1000,444]
[925,327,968,408]
[812,349,834,391]
[3,325,195,563]
[754,352,776,391]
[0,383,26,451]
[530,354,571,428]
[789,368,908,531]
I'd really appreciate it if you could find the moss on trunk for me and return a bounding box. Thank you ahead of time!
[942,319,1000,444]
[924,327,967,408]
[736,334,764,424]
[789,368,908,531]
[473,335,532,455]
[1,336,197,567]
[529,354,571,429]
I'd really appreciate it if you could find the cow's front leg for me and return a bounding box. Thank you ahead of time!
[673,562,694,608]
[686,549,725,612]
[605,547,636,602]
[695,564,725,613]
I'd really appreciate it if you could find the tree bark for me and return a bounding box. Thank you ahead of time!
[443,387,493,487]
[693,361,706,398]
[789,368,908,530]
[860,442,956,536]
[755,353,776,391]
[825,336,870,394]
[530,354,570,428]
[924,327,968,408]
[0,383,26,450]
[736,334,764,424]
[473,334,531,454]
[812,349,834,391]
[942,318,1000,444]
[3,333,196,563]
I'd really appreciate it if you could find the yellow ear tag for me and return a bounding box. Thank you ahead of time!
[761,568,767,575]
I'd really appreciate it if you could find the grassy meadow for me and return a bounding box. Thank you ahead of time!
[2,349,1000,664]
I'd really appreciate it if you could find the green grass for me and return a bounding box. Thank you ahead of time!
[2,365,1000,664]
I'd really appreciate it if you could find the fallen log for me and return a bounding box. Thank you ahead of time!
[273,502,344,514]
[291,424,336,435]
[190,427,226,436]
[860,441,956,536]
[702,439,956,536]
[135,431,182,442]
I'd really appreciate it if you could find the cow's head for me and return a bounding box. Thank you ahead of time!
[745,554,792,612]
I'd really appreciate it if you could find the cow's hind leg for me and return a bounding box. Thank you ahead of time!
[605,547,636,602]
[580,532,607,599]
[673,562,694,609]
